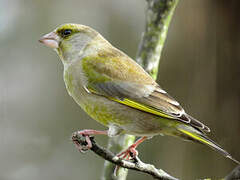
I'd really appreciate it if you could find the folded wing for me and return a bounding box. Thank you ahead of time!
[81,48,210,133]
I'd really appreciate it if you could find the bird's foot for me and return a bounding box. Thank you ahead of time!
[113,144,139,176]
[114,136,148,176]
[117,144,139,160]
[71,129,107,153]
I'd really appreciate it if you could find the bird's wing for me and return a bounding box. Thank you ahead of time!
[81,49,210,133]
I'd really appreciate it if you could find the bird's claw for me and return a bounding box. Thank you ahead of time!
[117,144,138,160]
[114,145,139,176]
[71,129,107,153]
[71,131,93,153]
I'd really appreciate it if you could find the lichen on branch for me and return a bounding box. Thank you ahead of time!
[136,0,179,79]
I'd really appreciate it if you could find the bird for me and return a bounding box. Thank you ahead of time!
[39,23,239,164]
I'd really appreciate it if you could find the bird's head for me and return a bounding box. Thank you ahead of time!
[39,23,100,63]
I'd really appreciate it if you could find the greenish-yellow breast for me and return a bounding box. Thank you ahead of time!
[63,60,130,126]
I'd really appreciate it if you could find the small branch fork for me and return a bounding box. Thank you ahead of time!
[72,133,178,180]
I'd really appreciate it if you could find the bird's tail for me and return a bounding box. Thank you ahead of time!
[177,125,240,164]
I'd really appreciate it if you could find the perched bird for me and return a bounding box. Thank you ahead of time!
[39,23,239,164]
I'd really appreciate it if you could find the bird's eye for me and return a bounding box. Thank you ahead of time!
[62,29,72,37]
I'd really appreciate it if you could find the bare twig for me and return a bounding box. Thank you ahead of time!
[72,134,178,180]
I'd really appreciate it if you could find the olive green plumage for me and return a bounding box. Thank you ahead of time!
[40,23,239,164]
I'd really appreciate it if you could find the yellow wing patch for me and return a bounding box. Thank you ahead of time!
[178,128,211,146]
[109,97,175,119]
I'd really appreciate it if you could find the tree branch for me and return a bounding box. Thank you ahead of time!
[72,134,178,180]
[136,0,179,79]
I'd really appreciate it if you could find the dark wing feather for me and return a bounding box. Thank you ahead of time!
[138,86,210,133]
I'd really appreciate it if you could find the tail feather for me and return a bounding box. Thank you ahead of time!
[177,126,240,164]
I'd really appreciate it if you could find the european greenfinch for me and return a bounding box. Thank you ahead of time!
[39,23,239,164]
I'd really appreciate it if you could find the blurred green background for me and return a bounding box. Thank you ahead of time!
[0,0,240,179]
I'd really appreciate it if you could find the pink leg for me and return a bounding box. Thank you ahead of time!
[72,129,108,152]
[114,136,148,176]
[117,136,147,159]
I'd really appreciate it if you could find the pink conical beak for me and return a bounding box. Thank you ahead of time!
[39,31,59,49]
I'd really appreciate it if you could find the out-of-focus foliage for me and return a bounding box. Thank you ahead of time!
[0,0,239,179]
